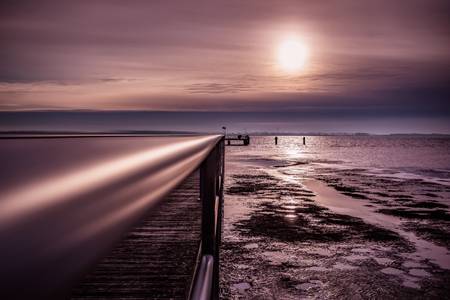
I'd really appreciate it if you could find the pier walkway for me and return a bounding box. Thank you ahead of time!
[72,171,201,299]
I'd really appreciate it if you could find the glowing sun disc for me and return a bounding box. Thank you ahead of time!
[277,38,308,72]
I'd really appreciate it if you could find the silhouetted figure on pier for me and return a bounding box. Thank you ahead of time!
[303,136,306,145]
[275,136,278,145]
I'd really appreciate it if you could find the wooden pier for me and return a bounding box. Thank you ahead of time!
[225,135,250,146]
[0,135,224,300]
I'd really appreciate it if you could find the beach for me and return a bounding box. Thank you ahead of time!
[220,136,450,299]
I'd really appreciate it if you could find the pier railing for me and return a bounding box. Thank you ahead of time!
[0,135,224,299]
[190,135,224,300]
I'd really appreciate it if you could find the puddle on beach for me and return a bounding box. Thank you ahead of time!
[221,157,450,299]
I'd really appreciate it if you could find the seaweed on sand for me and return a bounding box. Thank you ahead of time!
[226,174,278,195]
[236,201,410,250]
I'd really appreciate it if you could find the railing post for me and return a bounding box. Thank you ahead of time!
[193,137,224,300]
[214,139,224,299]
[200,145,218,257]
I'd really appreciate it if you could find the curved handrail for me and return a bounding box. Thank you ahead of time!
[0,135,222,298]
[191,255,214,300]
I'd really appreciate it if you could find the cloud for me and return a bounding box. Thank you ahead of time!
[0,0,449,133]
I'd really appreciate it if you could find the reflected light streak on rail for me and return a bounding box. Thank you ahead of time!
[0,135,217,225]
[0,135,221,298]
[49,146,211,256]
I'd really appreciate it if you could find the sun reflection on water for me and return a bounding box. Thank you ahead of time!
[284,213,298,223]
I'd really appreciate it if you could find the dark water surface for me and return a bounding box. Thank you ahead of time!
[221,136,450,299]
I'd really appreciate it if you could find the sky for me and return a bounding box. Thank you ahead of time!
[1,0,449,133]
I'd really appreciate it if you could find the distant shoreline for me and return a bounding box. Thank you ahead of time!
[0,131,449,137]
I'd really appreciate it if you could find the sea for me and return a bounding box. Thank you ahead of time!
[221,135,450,299]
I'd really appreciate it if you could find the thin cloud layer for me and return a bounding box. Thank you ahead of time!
[0,0,449,132]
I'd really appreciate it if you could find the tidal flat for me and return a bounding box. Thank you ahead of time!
[220,136,450,299]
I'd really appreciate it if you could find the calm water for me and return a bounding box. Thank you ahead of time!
[227,135,450,181]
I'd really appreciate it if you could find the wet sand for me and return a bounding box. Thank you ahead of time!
[220,158,450,299]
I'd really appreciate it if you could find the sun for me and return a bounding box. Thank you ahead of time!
[277,37,309,72]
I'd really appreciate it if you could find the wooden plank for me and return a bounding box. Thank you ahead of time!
[72,171,201,300]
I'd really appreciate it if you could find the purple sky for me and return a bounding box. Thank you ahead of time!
[1,0,449,133]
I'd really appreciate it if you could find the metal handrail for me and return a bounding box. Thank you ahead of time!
[190,255,214,300]
[0,135,223,299]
